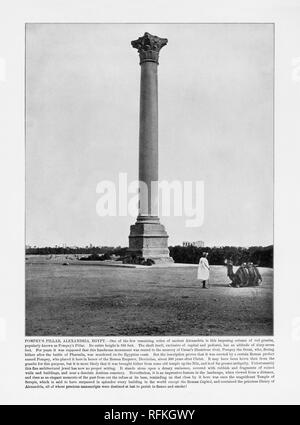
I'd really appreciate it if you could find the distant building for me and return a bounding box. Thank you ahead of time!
[183,241,204,248]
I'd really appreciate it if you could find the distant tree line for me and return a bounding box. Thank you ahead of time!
[26,245,273,268]
[169,245,273,268]
[25,246,116,255]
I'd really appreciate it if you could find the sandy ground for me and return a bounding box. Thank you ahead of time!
[26,263,273,336]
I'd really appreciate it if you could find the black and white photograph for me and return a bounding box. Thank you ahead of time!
[2,0,300,408]
[25,23,274,337]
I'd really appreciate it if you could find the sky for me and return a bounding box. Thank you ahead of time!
[26,23,273,247]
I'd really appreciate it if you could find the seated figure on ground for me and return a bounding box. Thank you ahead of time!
[246,262,262,286]
[225,259,261,287]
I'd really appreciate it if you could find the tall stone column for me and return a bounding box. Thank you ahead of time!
[128,32,173,263]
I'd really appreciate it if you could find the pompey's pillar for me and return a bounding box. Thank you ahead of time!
[128,32,173,263]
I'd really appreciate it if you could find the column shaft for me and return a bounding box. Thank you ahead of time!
[139,61,158,218]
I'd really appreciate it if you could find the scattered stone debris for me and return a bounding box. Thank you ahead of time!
[122,255,155,266]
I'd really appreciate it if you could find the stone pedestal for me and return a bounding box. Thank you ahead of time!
[129,32,173,263]
[129,216,172,262]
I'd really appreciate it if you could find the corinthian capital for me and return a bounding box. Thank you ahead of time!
[131,32,168,64]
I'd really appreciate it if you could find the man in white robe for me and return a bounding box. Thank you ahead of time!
[197,252,210,288]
